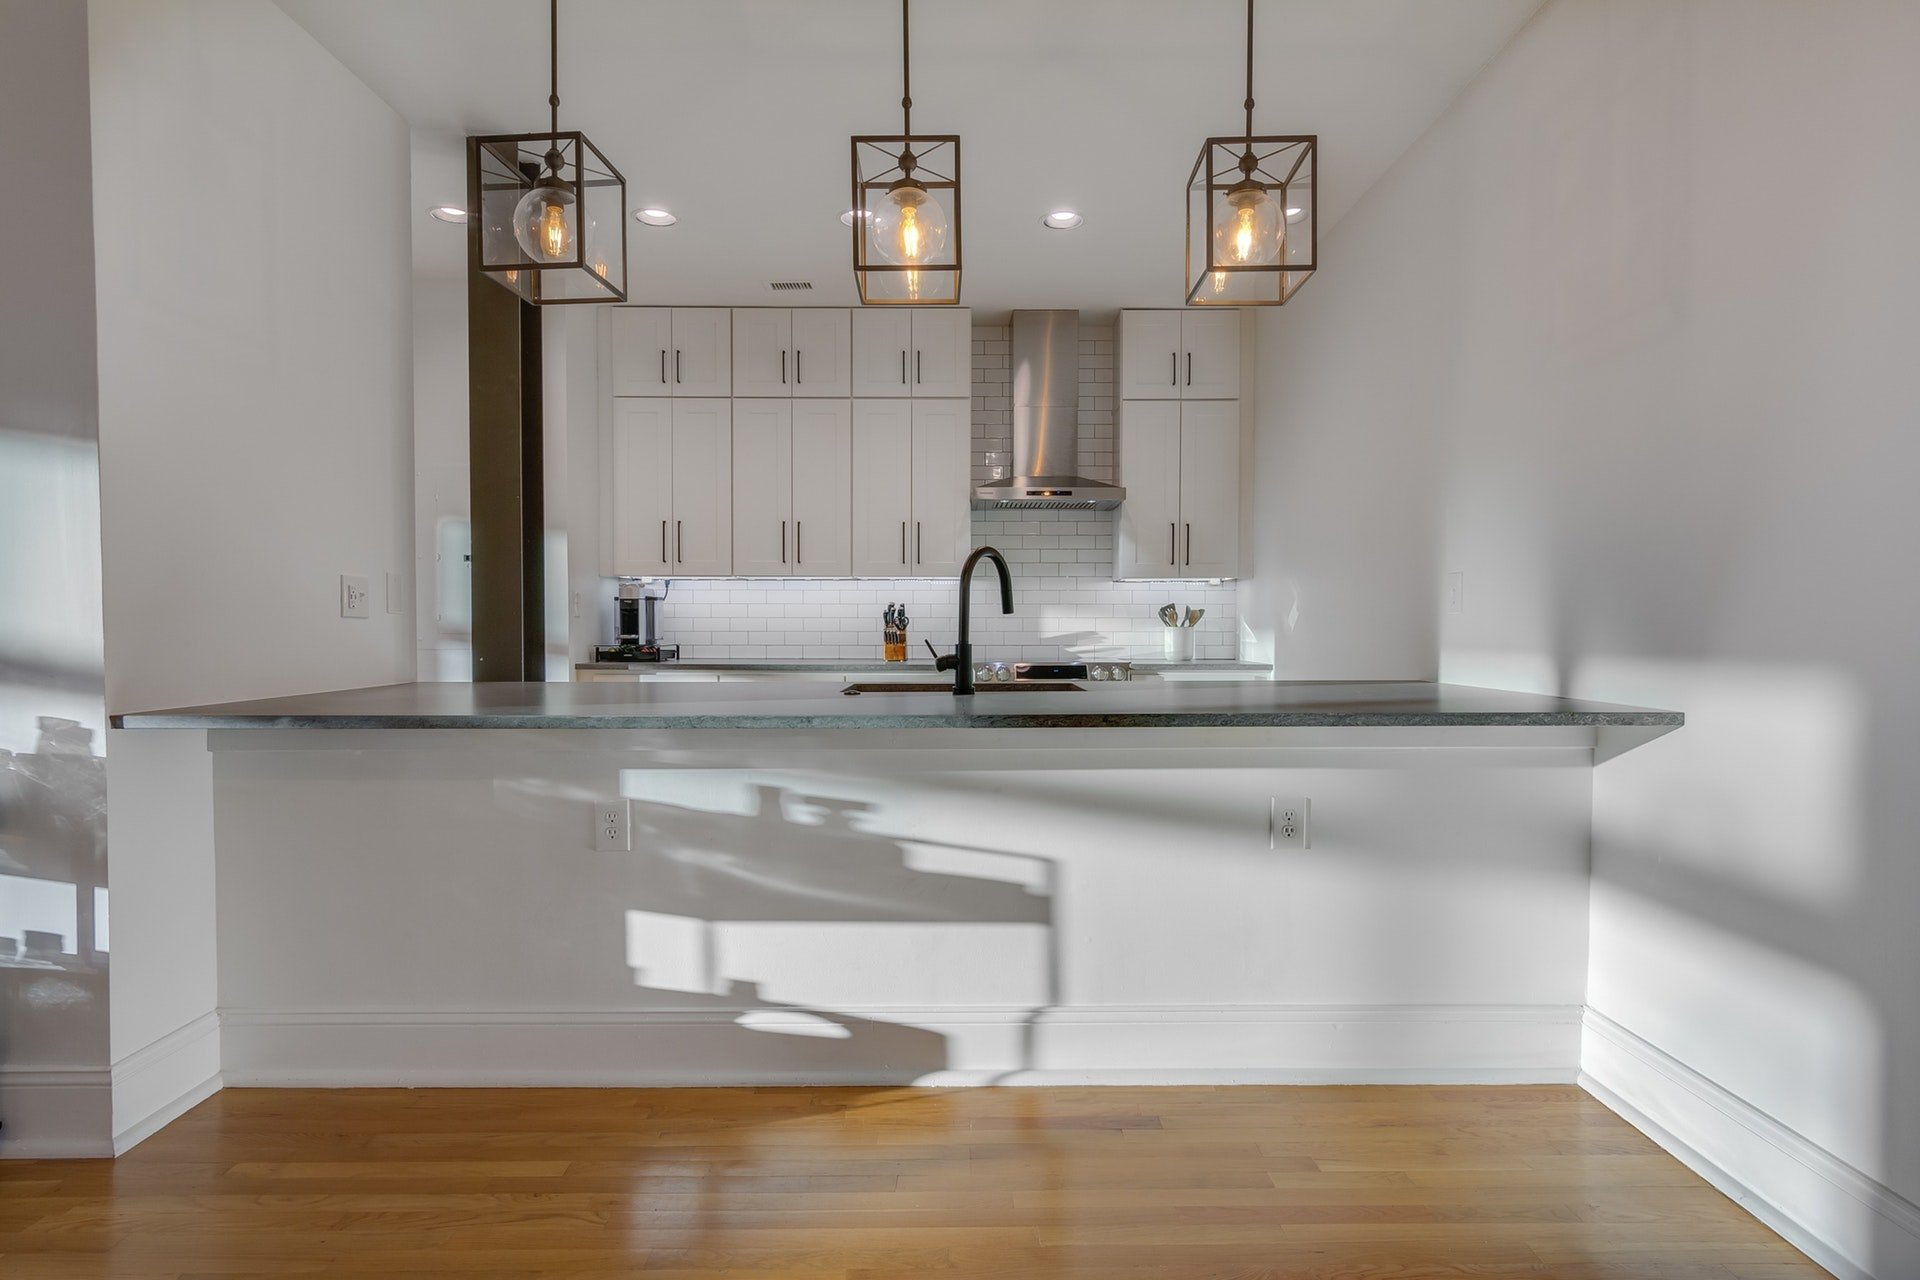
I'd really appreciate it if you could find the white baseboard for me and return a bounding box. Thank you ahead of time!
[111,1010,223,1155]
[218,1002,1580,1087]
[0,1066,114,1158]
[1581,1008,1920,1280]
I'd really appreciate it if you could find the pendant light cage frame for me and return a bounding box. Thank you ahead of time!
[850,135,963,305]
[470,131,627,305]
[1184,134,1316,306]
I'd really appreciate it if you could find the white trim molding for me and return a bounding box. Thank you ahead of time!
[111,1010,223,1155]
[1581,1008,1920,1280]
[0,1065,114,1158]
[220,1002,1582,1088]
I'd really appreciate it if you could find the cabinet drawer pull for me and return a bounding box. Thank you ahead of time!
[1170,522,1176,564]
[660,349,667,385]
[915,521,922,564]
[900,520,907,564]
[781,520,787,564]
[915,350,922,384]
[675,349,682,384]
[796,349,802,385]
[661,519,667,563]
[1186,352,1192,386]
[1171,352,1177,386]
[676,520,683,563]
[901,350,907,384]
[1185,522,1192,566]
[781,349,787,385]
[795,520,802,564]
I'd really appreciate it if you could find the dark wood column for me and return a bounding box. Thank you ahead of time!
[466,142,545,682]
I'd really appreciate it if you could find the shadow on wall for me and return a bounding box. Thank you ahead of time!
[615,780,1057,1083]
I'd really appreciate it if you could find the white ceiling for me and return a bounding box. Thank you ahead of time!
[277,0,1542,314]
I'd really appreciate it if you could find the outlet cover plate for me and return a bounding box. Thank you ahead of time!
[340,574,370,619]
[1270,796,1310,849]
[594,799,631,852]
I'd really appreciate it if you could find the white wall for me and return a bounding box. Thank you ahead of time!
[88,0,416,1149]
[0,0,113,1157]
[209,732,1594,1086]
[1249,2,1920,1274]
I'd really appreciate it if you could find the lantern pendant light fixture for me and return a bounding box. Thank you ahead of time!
[851,0,961,304]
[468,0,627,304]
[1186,0,1315,306]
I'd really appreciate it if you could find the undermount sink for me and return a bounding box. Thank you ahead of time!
[841,681,1083,696]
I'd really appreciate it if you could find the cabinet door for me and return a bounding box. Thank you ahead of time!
[1117,310,1182,400]
[851,399,914,575]
[730,400,793,576]
[1178,400,1241,578]
[791,308,852,398]
[1114,400,1182,580]
[851,309,913,397]
[1180,310,1241,399]
[670,308,732,397]
[669,399,733,574]
[731,309,791,398]
[608,399,674,575]
[790,400,853,576]
[909,308,972,398]
[910,399,971,575]
[610,308,673,397]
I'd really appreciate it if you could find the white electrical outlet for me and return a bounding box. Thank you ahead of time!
[1269,796,1310,849]
[340,574,370,618]
[593,799,631,852]
[1445,572,1465,614]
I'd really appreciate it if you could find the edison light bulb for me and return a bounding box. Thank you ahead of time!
[512,180,577,262]
[1214,185,1283,268]
[870,183,949,267]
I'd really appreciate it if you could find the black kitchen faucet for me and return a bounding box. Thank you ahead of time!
[928,546,1014,695]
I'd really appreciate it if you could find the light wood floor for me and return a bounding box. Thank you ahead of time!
[1,1085,1828,1279]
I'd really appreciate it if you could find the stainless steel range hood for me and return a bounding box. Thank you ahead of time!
[972,310,1125,510]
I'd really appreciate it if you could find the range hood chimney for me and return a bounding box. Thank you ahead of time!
[972,310,1125,511]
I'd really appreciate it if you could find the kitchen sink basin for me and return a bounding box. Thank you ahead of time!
[841,681,1083,695]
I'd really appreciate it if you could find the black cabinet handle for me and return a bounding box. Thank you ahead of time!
[796,520,802,564]
[1171,352,1177,386]
[1170,522,1176,564]
[915,521,922,564]
[659,349,667,384]
[675,350,682,383]
[781,349,787,384]
[661,519,667,562]
[915,350,922,384]
[1185,523,1192,566]
[796,349,803,385]
[676,520,683,562]
[1186,352,1192,386]
[781,520,787,564]
[900,520,907,564]
[901,350,907,384]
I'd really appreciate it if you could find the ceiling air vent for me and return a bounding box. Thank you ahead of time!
[769,281,813,292]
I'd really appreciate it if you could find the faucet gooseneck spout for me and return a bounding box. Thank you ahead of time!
[932,545,1014,695]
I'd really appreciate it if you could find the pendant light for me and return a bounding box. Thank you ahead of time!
[1186,0,1315,306]
[468,0,627,304]
[852,0,961,304]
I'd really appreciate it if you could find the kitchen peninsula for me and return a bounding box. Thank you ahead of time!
[118,680,1678,1089]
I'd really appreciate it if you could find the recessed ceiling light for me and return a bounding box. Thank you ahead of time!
[1041,209,1084,230]
[634,207,677,227]
[427,205,469,223]
[839,208,872,227]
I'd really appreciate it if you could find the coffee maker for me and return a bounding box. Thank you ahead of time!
[594,580,678,662]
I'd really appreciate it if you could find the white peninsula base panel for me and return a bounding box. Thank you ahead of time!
[208,729,1595,1087]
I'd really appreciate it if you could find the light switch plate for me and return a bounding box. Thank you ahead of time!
[340,574,370,619]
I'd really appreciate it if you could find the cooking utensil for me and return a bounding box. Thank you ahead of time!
[1183,607,1205,627]
[1158,604,1180,628]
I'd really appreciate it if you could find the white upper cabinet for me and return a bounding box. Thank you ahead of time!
[851,399,914,575]
[851,308,971,397]
[1114,400,1240,580]
[731,309,853,399]
[790,309,852,398]
[789,400,853,575]
[729,399,793,575]
[731,310,792,398]
[851,310,913,397]
[1113,400,1181,579]
[1116,309,1240,400]
[668,399,733,575]
[606,398,674,575]
[610,308,674,397]
[909,398,971,575]
[611,308,732,397]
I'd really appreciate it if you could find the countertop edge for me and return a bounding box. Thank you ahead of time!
[115,710,1685,731]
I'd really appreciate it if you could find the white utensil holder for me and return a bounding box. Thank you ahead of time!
[1162,628,1196,662]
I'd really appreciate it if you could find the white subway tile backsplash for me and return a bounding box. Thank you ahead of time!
[634,322,1237,663]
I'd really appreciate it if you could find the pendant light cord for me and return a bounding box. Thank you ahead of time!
[900,0,913,136]
[548,0,561,139]
[1243,0,1255,138]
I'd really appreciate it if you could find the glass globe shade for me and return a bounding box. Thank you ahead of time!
[513,181,578,262]
[1215,185,1284,267]
[869,183,949,266]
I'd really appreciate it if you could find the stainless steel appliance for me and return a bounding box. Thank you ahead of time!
[971,310,1126,511]
[595,580,679,663]
[972,659,1133,684]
